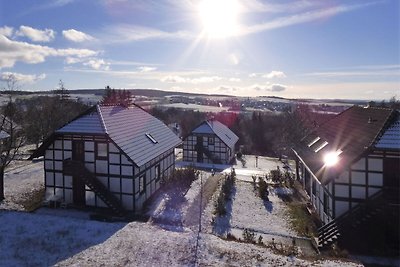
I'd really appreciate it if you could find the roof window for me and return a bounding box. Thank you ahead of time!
[315,141,328,153]
[308,137,320,147]
[146,133,158,144]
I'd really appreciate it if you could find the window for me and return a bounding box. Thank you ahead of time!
[155,165,160,181]
[208,137,214,145]
[139,175,145,195]
[314,141,328,153]
[308,137,320,147]
[145,133,158,144]
[96,143,108,159]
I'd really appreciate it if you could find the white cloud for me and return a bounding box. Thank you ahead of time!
[229,78,241,82]
[0,72,46,84]
[62,29,94,42]
[16,26,55,42]
[249,73,258,78]
[161,75,187,83]
[0,35,98,68]
[137,66,157,72]
[161,75,222,84]
[103,24,193,43]
[0,26,13,37]
[83,59,110,70]
[264,70,287,79]
[268,84,287,92]
[240,2,378,36]
[65,57,84,64]
[252,83,287,92]
[229,53,240,65]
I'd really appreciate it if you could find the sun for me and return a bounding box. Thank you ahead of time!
[198,0,240,39]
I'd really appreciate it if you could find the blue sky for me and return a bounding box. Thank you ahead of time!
[0,0,399,100]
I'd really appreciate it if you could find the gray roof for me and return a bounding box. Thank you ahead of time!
[192,120,239,148]
[44,104,181,167]
[375,115,400,149]
[57,109,105,134]
[98,105,181,166]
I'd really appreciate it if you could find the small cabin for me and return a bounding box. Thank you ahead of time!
[183,119,239,165]
[30,104,181,216]
[293,106,399,251]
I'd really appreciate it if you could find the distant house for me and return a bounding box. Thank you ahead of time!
[293,106,399,250]
[183,119,239,165]
[30,104,181,216]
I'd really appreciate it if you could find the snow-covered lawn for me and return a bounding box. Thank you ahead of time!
[0,210,361,267]
[213,181,296,237]
[0,156,362,266]
[0,160,44,211]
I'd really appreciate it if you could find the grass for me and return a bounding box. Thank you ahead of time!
[17,187,45,212]
[285,202,318,238]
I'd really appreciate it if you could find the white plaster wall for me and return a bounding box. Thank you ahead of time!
[46,172,54,186]
[352,171,366,185]
[368,158,383,172]
[351,158,366,170]
[65,175,72,187]
[86,191,95,206]
[335,201,348,217]
[335,184,349,198]
[351,186,366,199]
[121,178,133,194]
[368,172,383,186]
[110,177,120,192]
[122,195,133,210]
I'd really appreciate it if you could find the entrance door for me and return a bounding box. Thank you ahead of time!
[196,136,203,163]
[72,141,86,206]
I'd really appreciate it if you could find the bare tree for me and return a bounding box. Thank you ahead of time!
[0,74,24,201]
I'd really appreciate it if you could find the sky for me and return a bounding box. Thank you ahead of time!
[0,0,399,100]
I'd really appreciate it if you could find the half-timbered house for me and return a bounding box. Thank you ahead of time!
[183,119,238,165]
[293,106,399,251]
[30,104,181,216]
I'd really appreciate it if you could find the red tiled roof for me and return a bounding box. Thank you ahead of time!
[294,106,395,184]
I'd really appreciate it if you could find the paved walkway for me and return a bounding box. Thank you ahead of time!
[184,173,222,229]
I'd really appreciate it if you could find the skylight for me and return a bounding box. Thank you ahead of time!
[146,133,158,144]
[308,136,320,147]
[314,141,328,153]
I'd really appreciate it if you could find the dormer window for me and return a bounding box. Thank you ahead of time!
[146,133,158,144]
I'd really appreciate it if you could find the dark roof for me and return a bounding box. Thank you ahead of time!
[30,104,182,167]
[293,106,396,184]
[191,119,239,148]
[98,105,181,166]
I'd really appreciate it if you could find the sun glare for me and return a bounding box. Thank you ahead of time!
[323,150,342,167]
[198,0,240,39]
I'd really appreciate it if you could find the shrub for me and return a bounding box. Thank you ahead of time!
[258,177,269,200]
[270,168,283,183]
[168,166,199,187]
[242,228,256,243]
[213,170,235,216]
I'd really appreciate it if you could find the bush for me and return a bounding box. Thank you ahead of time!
[258,177,269,200]
[242,228,256,243]
[167,166,199,188]
[213,170,235,216]
[270,168,283,183]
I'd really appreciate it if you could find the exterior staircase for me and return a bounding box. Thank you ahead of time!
[63,159,127,218]
[195,143,222,164]
[317,190,388,249]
